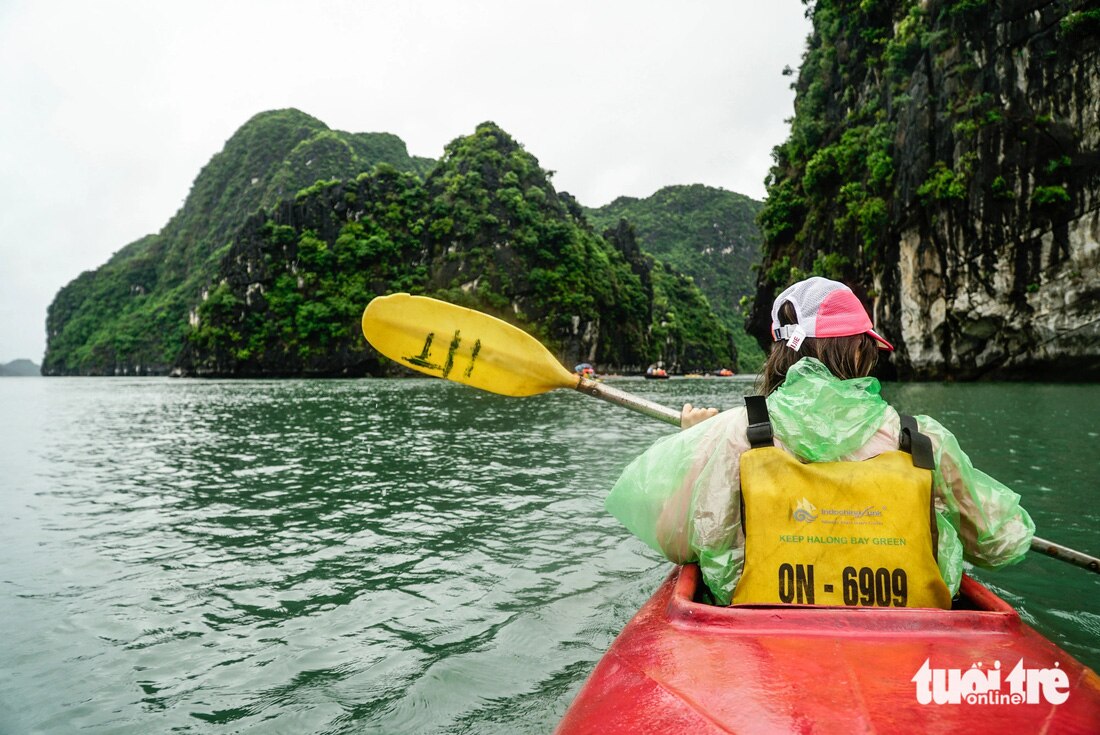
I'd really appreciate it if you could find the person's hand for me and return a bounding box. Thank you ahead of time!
[681,403,718,429]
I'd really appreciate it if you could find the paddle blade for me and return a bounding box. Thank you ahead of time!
[362,293,578,397]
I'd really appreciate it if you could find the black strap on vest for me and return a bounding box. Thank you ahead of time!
[899,415,935,470]
[744,396,773,448]
[899,414,940,559]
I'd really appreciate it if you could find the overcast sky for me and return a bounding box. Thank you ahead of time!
[0,1,812,364]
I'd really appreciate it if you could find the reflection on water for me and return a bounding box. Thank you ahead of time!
[0,377,1097,732]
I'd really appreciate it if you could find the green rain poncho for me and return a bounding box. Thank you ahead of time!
[606,358,1035,605]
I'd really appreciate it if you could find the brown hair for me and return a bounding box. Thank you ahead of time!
[757,301,881,394]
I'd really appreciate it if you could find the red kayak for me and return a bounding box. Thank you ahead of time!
[556,564,1100,733]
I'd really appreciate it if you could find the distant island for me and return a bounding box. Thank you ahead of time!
[45,110,757,378]
[0,359,41,376]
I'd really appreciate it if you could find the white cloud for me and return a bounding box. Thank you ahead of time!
[0,0,811,363]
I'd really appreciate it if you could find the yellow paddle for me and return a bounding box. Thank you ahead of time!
[360,293,682,425]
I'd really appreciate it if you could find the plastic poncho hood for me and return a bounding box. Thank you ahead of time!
[766,358,888,462]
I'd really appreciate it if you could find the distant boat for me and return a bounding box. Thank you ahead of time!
[645,366,669,380]
[715,368,734,377]
[574,363,599,380]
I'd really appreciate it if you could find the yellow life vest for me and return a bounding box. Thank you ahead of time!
[730,399,951,609]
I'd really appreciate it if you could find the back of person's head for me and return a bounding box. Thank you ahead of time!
[759,277,892,394]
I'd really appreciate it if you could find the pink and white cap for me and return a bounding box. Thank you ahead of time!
[770,276,894,351]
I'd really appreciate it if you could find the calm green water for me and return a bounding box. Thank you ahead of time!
[1,377,1097,733]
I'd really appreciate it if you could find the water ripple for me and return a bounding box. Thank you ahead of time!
[1,377,1097,733]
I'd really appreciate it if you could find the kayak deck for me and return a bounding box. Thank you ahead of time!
[556,564,1100,734]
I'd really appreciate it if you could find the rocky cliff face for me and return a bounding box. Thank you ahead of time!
[751,0,1100,379]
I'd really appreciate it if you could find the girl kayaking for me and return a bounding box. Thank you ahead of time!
[606,276,1035,606]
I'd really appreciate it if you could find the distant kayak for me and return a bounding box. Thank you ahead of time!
[574,363,599,380]
[556,564,1100,733]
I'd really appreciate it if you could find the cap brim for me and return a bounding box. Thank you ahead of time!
[868,329,894,351]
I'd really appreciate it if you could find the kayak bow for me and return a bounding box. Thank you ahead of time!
[556,565,1100,734]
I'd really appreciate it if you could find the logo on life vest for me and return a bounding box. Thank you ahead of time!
[823,505,884,523]
[791,499,885,527]
[791,498,818,522]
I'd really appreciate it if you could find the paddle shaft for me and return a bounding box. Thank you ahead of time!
[1030,535,1100,574]
[571,375,1099,573]
[576,377,682,426]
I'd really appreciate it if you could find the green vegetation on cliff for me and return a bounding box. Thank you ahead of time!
[44,109,433,375]
[181,124,735,376]
[753,0,910,299]
[420,124,662,368]
[586,185,763,371]
[187,165,431,373]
